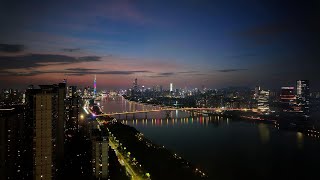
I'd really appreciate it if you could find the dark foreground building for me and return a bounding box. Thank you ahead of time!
[25,83,66,180]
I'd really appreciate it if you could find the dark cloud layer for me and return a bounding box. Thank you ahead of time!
[65,68,99,71]
[77,56,101,62]
[178,71,199,74]
[67,70,150,76]
[217,69,247,73]
[0,54,101,70]
[158,72,175,76]
[0,68,150,77]
[148,71,207,78]
[148,72,176,78]
[0,44,25,53]
[61,48,81,52]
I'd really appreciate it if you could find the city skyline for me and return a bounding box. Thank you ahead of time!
[2,1,320,180]
[1,0,320,89]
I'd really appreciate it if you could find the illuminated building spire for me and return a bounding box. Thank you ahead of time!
[94,75,97,97]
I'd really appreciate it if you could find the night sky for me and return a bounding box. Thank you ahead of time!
[0,0,319,90]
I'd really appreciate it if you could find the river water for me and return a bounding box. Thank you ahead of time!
[100,96,320,179]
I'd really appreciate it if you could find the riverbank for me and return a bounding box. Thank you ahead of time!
[107,120,208,180]
[123,95,196,107]
[99,96,320,180]
[123,95,279,123]
[91,98,208,179]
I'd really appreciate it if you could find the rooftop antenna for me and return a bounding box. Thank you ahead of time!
[63,73,68,84]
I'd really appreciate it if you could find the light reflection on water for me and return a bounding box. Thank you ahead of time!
[120,116,213,127]
[101,96,320,179]
[258,123,270,144]
[297,132,304,149]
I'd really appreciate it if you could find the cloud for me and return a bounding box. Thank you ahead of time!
[64,71,136,76]
[158,72,175,76]
[191,73,207,76]
[61,48,81,52]
[217,69,247,73]
[0,69,47,77]
[65,68,99,71]
[147,71,207,78]
[77,56,101,62]
[92,70,150,75]
[64,70,151,76]
[0,68,151,77]
[0,44,25,53]
[0,52,154,77]
[148,72,175,78]
[0,54,101,70]
[147,75,166,78]
[177,71,208,76]
[178,71,199,74]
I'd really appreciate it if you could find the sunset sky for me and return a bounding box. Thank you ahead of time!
[1,0,320,90]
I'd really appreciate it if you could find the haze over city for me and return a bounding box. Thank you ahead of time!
[1,0,320,89]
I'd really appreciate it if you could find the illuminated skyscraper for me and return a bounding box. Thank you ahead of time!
[297,80,310,113]
[257,89,270,112]
[280,87,296,112]
[170,83,173,92]
[131,78,139,96]
[254,86,261,99]
[133,78,138,90]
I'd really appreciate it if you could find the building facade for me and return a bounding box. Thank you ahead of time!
[257,89,270,112]
[296,80,310,114]
[26,83,66,180]
[280,87,296,112]
[91,127,109,179]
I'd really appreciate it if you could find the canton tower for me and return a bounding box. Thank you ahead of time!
[94,75,97,97]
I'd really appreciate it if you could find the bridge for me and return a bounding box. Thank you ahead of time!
[0,108,15,111]
[96,107,252,117]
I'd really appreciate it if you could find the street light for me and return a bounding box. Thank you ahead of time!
[146,173,150,178]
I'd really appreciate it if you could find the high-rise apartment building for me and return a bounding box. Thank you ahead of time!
[66,86,80,134]
[91,127,109,179]
[26,83,66,180]
[0,108,32,179]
